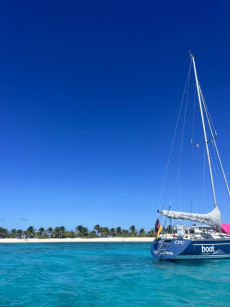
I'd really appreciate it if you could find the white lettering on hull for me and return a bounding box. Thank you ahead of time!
[175,240,184,245]
[201,245,215,253]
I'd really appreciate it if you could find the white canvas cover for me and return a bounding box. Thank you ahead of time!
[158,207,221,227]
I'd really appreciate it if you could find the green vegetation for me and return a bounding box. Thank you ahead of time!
[0,225,157,239]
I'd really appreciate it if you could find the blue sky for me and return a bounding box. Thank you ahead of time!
[1,0,230,230]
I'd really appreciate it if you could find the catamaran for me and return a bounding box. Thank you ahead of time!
[151,53,230,260]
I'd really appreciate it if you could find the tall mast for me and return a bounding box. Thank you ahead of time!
[191,54,218,208]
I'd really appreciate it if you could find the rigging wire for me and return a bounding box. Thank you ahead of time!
[199,85,230,199]
[158,60,192,208]
[196,144,200,213]
[202,145,206,213]
[191,84,198,212]
[191,84,197,156]
[211,141,221,179]
[211,147,219,179]
[199,87,217,136]
[177,65,191,211]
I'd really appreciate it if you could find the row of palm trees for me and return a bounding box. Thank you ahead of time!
[0,225,157,239]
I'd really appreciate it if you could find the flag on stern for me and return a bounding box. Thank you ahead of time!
[155,218,162,238]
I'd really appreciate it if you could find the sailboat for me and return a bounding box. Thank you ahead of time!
[151,53,230,260]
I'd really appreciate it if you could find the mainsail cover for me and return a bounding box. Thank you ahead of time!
[158,207,221,227]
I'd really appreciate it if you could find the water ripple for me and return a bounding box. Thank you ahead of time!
[0,243,229,306]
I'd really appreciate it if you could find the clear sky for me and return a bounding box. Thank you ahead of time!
[1,0,230,231]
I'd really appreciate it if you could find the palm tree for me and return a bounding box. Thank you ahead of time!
[37,227,45,237]
[139,228,146,236]
[10,229,17,238]
[46,227,53,238]
[110,228,116,237]
[147,229,155,237]
[59,226,66,238]
[76,225,88,237]
[81,226,88,237]
[16,229,23,238]
[129,225,136,236]
[0,227,9,238]
[94,224,101,236]
[100,227,109,237]
[52,227,61,238]
[26,226,36,238]
[121,229,129,237]
[75,225,83,236]
[116,227,122,236]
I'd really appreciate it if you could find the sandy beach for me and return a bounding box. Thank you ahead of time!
[0,237,154,243]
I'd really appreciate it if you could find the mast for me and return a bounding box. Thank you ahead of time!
[191,54,218,208]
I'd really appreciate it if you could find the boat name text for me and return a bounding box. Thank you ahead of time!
[202,245,215,253]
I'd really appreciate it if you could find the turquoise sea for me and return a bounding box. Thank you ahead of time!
[0,243,229,306]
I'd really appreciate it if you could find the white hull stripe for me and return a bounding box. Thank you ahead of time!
[193,243,230,246]
[175,254,230,260]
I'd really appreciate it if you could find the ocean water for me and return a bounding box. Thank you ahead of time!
[0,243,229,306]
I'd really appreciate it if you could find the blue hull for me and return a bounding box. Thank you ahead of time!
[151,238,230,260]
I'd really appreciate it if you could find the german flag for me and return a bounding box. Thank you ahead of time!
[155,218,162,238]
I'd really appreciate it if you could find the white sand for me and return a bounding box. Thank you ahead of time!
[0,237,154,243]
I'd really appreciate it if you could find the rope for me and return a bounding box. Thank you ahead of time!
[158,60,192,208]
[191,84,197,149]
[196,144,200,213]
[177,65,190,211]
[211,146,219,179]
[200,85,230,198]
[200,87,217,136]
[211,141,221,179]
[202,145,206,213]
